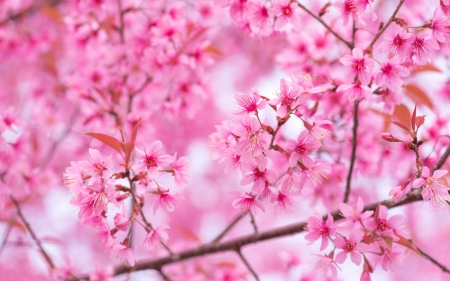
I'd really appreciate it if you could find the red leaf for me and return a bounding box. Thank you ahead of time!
[394,234,422,256]
[411,105,417,132]
[391,104,411,132]
[404,84,433,109]
[411,64,441,74]
[373,203,381,224]
[131,118,141,143]
[84,132,122,153]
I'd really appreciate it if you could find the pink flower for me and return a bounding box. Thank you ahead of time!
[234,89,267,116]
[241,160,277,194]
[269,188,297,212]
[114,213,130,232]
[269,78,299,117]
[143,225,169,250]
[171,153,191,188]
[336,82,372,102]
[412,166,450,211]
[303,119,332,142]
[305,213,336,251]
[334,230,369,265]
[378,26,412,61]
[375,56,410,90]
[247,1,273,36]
[279,170,303,196]
[339,197,374,228]
[271,0,301,32]
[232,116,270,159]
[389,180,411,202]
[79,149,112,185]
[313,255,339,278]
[89,261,117,281]
[430,8,450,42]
[297,158,331,190]
[63,161,85,193]
[153,189,184,214]
[335,0,363,26]
[132,141,173,177]
[229,191,265,214]
[287,131,321,167]
[377,246,404,271]
[409,33,440,65]
[111,244,135,266]
[367,205,405,238]
[339,48,374,85]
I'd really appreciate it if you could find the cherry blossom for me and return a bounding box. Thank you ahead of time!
[305,213,336,251]
[340,48,374,85]
[413,166,450,210]
[334,230,369,265]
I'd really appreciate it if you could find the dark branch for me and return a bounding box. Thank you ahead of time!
[211,213,245,243]
[10,196,55,270]
[343,100,359,203]
[237,249,260,281]
[416,245,450,273]
[367,0,405,49]
[297,2,353,49]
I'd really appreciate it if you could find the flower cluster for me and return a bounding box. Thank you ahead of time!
[305,199,410,280]
[63,132,190,266]
[211,74,332,214]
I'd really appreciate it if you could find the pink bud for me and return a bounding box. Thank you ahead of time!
[381,133,400,142]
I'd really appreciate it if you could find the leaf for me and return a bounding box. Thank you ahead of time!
[411,105,417,132]
[204,45,223,56]
[373,203,382,224]
[121,142,135,157]
[131,118,141,143]
[40,6,62,23]
[382,236,393,251]
[84,133,122,153]
[174,226,201,243]
[404,84,433,109]
[411,64,441,74]
[392,104,411,131]
[394,234,422,256]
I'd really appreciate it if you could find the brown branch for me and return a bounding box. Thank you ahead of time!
[297,2,353,49]
[70,146,450,281]
[0,213,17,258]
[343,100,359,203]
[117,0,125,43]
[366,0,405,50]
[432,145,450,171]
[249,213,258,234]
[10,196,55,270]
[237,249,260,281]
[0,0,62,26]
[127,176,174,256]
[416,245,450,273]
[211,213,246,243]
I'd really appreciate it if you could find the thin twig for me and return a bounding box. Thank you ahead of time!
[236,249,260,281]
[0,213,17,258]
[415,245,450,273]
[297,2,353,49]
[366,0,405,49]
[269,123,282,149]
[249,213,258,234]
[127,176,174,255]
[343,100,359,203]
[117,0,125,43]
[432,145,450,171]
[10,196,55,270]
[157,268,172,281]
[211,213,246,243]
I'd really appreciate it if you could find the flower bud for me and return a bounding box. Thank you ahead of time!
[381,133,400,142]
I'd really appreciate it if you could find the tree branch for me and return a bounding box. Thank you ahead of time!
[343,100,359,203]
[211,213,246,243]
[249,213,258,234]
[237,249,260,281]
[297,2,353,49]
[70,146,450,280]
[416,245,450,273]
[366,0,405,50]
[10,196,55,270]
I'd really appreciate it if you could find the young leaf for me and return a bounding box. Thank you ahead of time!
[131,118,141,143]
[411,105,417,132]
[393,234,422,256]
[84,132,122,153]
[404,84,433,109]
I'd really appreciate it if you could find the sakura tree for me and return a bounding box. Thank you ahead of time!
[1,0,450,280]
